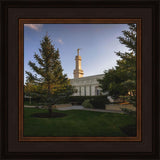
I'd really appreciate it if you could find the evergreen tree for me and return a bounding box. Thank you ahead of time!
[25,34,73,116]
[99,24,136,105]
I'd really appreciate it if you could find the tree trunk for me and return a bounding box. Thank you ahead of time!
[47,83,52,117]
[48,105,52,117]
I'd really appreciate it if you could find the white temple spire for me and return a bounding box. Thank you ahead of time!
[73,49,84,78]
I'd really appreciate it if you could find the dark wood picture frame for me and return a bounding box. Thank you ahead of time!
[0,0,159,159]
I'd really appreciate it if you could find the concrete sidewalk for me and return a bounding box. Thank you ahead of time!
[24,105,125,114]
[83,108,124,113]
[56,105,84,110]
[24,105,36,108]
[56,105,125,113]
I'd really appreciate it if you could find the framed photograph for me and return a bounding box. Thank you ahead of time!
[0,0,159,159]
[19,19,141,142]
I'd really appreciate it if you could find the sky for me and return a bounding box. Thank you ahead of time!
[24,23,130,83]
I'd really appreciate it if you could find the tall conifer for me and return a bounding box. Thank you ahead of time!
[99,24,136,105]
[25,34,73,116]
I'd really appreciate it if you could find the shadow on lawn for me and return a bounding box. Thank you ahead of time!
[31,112,67,118]
[120,124,137,136]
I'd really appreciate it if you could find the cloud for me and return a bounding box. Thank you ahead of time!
[57,39,64,45]
[24,24,43,31]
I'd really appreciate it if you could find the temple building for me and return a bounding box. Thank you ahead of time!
[70,49,104,96]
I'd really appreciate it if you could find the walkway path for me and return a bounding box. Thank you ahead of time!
[24,105,125,114]
[56,105,125,113]
[24,105,36,108]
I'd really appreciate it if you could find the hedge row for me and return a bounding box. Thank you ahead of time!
[24,95,110,109]
[68,96,110,109]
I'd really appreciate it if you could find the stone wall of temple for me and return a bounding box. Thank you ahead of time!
[70,74,105,96]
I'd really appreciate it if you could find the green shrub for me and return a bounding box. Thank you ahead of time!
[24,96,69,106]
[90,96,108,109]
[121,108,136,116]
[126,95,136,107]
[82,99,93,108]
[68,96,87,104]
[25,95,110,109]
[68,96,109,109]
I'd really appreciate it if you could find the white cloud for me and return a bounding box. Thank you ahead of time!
[24,24,43,31]
[57,39,64,45]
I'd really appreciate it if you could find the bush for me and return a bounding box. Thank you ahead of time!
[24,96,70,106]
[126,95,136,107]
[68,96,110,109]
[90,96,108,109]
[82,99,93,108]
[68,96,87,104]
[121,108,136,116]
[24,98,42,106]
[24,95,110,109]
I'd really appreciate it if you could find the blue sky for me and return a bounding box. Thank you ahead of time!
[24,23,130,82]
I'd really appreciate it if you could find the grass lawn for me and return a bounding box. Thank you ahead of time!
[24,108,136,137]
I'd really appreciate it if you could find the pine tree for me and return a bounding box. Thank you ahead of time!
[25,34,73,116]
[99,24,136,105]
[115,24,136,101]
